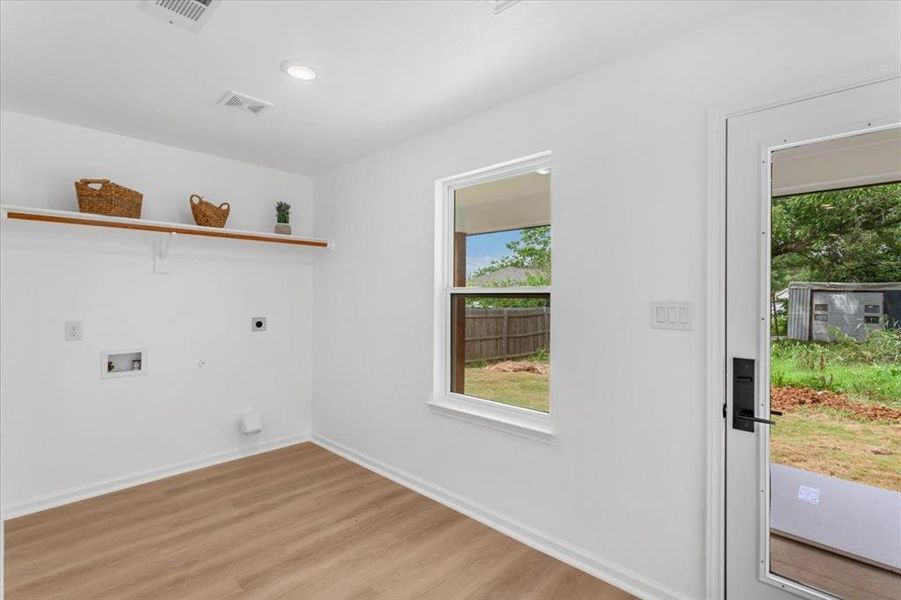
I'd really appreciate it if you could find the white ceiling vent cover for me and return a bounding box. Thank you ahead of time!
[477,1,521,15]
[139,0,221,32]
[217,91,274,116]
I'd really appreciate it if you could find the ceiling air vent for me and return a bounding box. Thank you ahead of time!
[139,0,221,33]
[477,1,521,15]
[216,91,274,116]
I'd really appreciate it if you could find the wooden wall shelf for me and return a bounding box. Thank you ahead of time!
[0,205,331,248]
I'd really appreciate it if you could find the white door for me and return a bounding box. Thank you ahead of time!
[725,77,901,600]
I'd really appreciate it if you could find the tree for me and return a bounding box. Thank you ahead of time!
[770,182,901,333]
[470,225,551,285]
[468,225,550,308]
[771,183,901,286]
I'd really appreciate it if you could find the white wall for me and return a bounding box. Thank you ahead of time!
[0,110,316,514]
[311,3,901,599]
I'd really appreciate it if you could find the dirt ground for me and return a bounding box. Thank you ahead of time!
[485,360,549,376]
[770,386,900,490]
[771,386,901,421]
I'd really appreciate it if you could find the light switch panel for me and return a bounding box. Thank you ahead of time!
[651,301,693,330]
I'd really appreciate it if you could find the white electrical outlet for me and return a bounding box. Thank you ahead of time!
[65,321,83,341]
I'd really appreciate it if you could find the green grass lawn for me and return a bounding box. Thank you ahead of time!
[464,367,549,412]
[769,333,900,490]
[771,334,901,407]
[770,354,901,408]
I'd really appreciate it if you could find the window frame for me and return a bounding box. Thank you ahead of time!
[430,151,554,443]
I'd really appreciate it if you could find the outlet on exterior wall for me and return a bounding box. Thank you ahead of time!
[65,321,83,341]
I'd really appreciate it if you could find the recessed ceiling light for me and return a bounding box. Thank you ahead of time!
[281,61,317,81]
[535,168,551,175]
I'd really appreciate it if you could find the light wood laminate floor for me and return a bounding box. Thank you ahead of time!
[4,443,633,600]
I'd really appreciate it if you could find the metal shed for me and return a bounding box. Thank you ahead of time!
[787,282,901,341]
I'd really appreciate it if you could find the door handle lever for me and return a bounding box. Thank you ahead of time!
[735,410,776,426]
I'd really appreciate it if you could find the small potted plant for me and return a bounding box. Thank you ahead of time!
[275,201,291,234]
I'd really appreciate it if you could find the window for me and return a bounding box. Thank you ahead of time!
[432,152,552,441]
[864,315,880,324]
[814,303,829,312]
[864,304,881,313]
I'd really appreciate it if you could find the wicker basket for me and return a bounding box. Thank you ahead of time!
[75,179,143,218]
[190,194,230,228]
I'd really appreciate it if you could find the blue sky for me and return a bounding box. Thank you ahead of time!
[466,229,520,276]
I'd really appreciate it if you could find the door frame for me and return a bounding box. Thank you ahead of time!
[703,73,901,600]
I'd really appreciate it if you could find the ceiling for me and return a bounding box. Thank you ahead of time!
[0,1,754,176]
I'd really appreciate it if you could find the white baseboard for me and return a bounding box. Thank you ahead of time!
[1,433,311,520]
[312,434,693,600]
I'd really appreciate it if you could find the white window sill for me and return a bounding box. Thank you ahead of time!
[427,396,555,444]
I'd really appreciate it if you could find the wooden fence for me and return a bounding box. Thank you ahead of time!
[464,307,550,363]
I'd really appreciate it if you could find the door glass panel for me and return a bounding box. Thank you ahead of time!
[768,130,901,597]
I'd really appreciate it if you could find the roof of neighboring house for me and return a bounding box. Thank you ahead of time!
[789,282,901,291]
[469,267,533,285]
